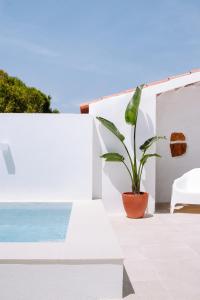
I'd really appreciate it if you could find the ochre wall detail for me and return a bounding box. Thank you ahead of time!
[170,132,187,157]
[170,132,185,142]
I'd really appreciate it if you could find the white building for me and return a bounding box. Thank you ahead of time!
[80,69,200,214]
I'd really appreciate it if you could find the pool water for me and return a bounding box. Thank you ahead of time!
[0,203,72,242]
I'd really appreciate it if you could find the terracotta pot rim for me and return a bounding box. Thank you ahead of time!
[122,192,148,196]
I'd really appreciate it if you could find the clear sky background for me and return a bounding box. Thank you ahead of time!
[0,0,199,112]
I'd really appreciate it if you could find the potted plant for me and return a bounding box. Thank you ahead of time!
[97,85,165,218]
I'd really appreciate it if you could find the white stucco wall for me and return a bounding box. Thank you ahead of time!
[0,114,93,201]
[92,123,102,199]
[0,264,122,300]
[89,72,200,214]
[156,82,200,203]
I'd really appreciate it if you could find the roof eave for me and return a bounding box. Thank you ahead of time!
[80,68,200,114]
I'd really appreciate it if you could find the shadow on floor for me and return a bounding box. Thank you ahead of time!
[144,213,154,219]
[156,202,200,214]
[123,266,134,298]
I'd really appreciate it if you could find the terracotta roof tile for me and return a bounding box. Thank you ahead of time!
[80,69,200,114]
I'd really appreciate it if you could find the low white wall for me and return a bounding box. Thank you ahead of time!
[0,114,93,201]
[156,82,200,203]
[0,263,122,300]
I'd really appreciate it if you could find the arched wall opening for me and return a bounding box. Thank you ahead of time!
[156,82,200,204]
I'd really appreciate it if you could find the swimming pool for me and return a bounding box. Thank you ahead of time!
[0,201,123,300]
[0,203,72,242]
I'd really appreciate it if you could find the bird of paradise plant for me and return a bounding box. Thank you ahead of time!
[97,85,165,217]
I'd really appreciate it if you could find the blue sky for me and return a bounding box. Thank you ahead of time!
[0,0,199,112]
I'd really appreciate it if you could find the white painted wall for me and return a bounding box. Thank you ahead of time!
[156,82,200,203]
[89,72,200,213]
[92,123,102,199]
[0,114,93,201]
[0,263,122,300]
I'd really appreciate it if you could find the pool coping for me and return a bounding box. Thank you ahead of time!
[0,200,123,264]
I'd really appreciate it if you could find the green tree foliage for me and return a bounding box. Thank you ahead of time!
[0,70,59,113]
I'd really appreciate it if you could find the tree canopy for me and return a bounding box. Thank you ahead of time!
[0,70,59,113]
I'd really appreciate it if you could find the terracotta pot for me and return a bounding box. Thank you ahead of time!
[122,192,148,218]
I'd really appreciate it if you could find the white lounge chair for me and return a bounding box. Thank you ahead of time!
[171,168,200,213]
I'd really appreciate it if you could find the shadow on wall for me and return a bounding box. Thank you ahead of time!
[134,110,155,197]
[92,122,102,199]
[99,124,131,194]
[1,145,15,175]
[99,109,155,195]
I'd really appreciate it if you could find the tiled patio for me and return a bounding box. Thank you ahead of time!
[110,204,200,300]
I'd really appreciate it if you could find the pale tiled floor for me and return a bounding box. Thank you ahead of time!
[110,204,200,300]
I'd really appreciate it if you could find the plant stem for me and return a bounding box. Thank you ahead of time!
[138,165,144,192]
[122,142,137,193]
[122,142,136,193]
[122,142,134,173]
[122,161,133,183]
[133,124,139,193]
[133,125,137,169]
[137,149,146,189]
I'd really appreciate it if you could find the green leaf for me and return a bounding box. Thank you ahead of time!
[140,136,166,151]
[125,84,144,125]
[140,153,161,166]
[101,152,125,162]
[96,117,125,142]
